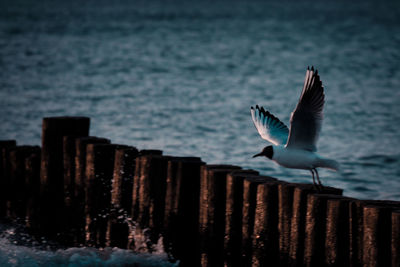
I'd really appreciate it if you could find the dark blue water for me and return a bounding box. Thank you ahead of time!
[0,0,399,264]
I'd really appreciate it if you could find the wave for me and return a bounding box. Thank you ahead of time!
[0,222,177,267]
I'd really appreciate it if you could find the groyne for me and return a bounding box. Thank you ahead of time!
[0,117,399,267]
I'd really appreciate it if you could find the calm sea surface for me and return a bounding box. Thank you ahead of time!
[0,0,399,265]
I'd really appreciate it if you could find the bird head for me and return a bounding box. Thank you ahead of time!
[253,145,273,159]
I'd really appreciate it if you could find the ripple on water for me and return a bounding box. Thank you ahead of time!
[352,186,373,192]
[0,0,399,201]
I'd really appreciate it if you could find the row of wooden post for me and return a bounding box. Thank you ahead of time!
[0,116,400,267]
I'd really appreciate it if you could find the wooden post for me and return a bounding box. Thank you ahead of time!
[74,136,110,245]
[135,155,170,250]
[111,147,139,213]
[392,210,400,267]
[363,205,392,267]
[131,150,163,223]
[139,149,162,156]
[40,116,90,237]
[63,135,87,245]
[224,170,260,267]
[289,184,317,266]
[0,140,16,217]
[304,194,344,267]
[85,143,125,247]
[278,183,296,265]
[241,175,276,266]
[289,185,343,266]
[349,200,366,267]
[8,146,41,220]
[25,151,41,230]
[304,193,330,267]
[106,146,139,248]
[349,200,400,267]
[163,157,205,267]
[75,137,111,205]
[251,180,282,267]
[325,197,354,267]
[199,165,241,267]
[63,136,77,212]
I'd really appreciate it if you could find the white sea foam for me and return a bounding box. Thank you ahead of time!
[0,238,178,267]
[0,222,177,267]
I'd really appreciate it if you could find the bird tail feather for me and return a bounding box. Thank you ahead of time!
[317,158,340,171]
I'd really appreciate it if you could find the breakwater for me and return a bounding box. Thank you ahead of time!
[0,117,399,267]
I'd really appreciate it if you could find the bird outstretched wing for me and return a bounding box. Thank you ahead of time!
[251,105,289,145]
[286,66,325,152]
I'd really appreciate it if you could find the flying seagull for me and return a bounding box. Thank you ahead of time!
[251,66,339,189]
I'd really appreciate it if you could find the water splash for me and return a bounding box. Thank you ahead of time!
[0,241,178,267]
[108,206,166,255]
[0,221,177,267]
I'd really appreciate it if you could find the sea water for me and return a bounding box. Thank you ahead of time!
[0,0,399,265]
[0,219,177,266]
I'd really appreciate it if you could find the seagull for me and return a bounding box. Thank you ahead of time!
[251,66,339,189]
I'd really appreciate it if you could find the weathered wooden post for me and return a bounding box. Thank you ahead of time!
[62,136,83,245]
[392,210,400,267]
[349,200,367,267]
[224,170,260,267]
[75,137,111,205]
[134,154,170,251]
[289,184,317,266]
[63,136,77,213]
[362,205,392,267]
[241,176,276,266]
[85,143,126,247]
[349,200,400,267]
[106,146,139,248]
[163,157,205,267]
[325,197,354,266]
[139,149,162,156]
[8,146,41,220]
[199,165,241,267]
[0,140,17,217]
[303,193,330,267]
[304,194,344,267]
[111,147,139,214]
[25,151,41,230]
[74,136,110,245]
[251,180,282,267]
[39,116,90,237]
[278,183,296,265]
[131,150,163,224]
[289,185,343,266]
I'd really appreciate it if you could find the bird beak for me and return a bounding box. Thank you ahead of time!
[252,152,263,158]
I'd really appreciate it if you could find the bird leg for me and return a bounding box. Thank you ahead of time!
[314,168,323,189]
[310,169,316,185]
[310,169,320,192]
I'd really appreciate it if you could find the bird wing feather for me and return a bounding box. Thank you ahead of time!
[286,66,325,152]
[251,105,289,145]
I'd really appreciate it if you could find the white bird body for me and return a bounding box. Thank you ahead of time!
[271,145,338,171]
[250,67,339,188]
[271,145,318,170]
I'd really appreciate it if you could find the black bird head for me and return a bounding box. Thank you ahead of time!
[253,145,274,159]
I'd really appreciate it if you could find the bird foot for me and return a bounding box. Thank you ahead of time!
[313,183,322,193]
